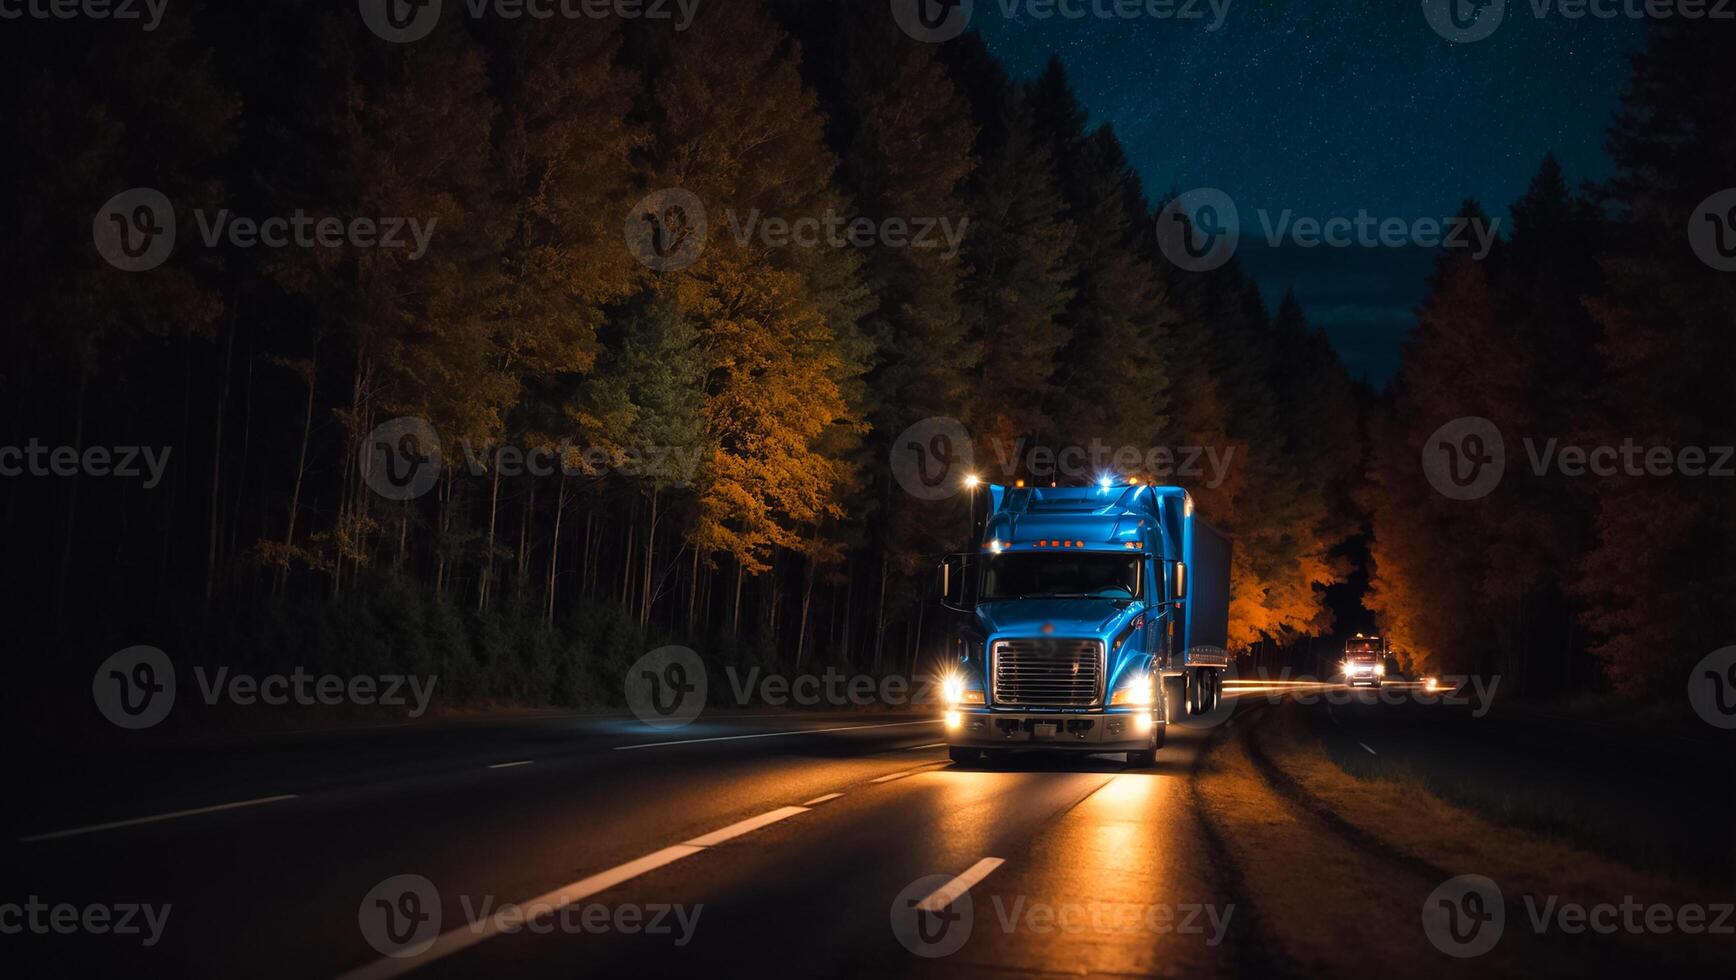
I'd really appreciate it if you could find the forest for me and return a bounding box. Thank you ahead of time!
[2,4,1730,726]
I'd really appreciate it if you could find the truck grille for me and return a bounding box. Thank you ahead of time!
[992,639,1103,706]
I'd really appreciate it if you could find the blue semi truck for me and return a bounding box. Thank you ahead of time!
[936,480,1232,766]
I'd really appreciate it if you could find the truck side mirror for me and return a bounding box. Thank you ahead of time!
[939,554,972,613]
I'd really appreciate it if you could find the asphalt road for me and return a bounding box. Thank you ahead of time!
[4,685,1728,978]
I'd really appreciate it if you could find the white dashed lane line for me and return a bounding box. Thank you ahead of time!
[18,794,300,843]
[871,764,945,784]
[337,804,815,980]
[915,858,1006,912]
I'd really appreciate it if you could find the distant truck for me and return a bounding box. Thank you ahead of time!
[936,481,1232,767]
[1342,633,1387,688]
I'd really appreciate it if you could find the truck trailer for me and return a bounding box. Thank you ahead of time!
[936,481,1232,766]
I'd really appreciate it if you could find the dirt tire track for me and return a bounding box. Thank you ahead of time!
[1184,708,1303,980]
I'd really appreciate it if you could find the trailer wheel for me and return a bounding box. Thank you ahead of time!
[1185,669,1203,716]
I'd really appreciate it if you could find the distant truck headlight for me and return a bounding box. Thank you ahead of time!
[1375,663,1387,677]
[1110,673,1155,706]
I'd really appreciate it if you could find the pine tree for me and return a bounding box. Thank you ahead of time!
[1573,20,1736,696]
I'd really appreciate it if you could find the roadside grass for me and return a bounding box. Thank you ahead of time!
[1253,703,1734,967]
[1193,712,1568,979]
[1297,704,1734,889]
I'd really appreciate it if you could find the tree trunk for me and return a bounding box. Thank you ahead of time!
[546,477,568,626]
[871,554,889,675]
[731,558,744,641]
[640,488,659,628]
[908,598,927,679]
[205,302,237,604]
[279,339,317,595]
[581,501,596,599]
[477,458,501,612]
[686,545,701,634]
[227,322,256,586]
[434,468,453,598]
[619,495,636,611]
[796,551,816,669]
[517,477,534,603]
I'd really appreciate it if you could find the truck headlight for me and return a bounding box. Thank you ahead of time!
[941,673,984,706]
[1110,673,1155,706]
[1375,663,1386,677]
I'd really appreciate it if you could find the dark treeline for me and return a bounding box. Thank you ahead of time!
[1366,21,1736,700]
[1,6,1725,722]
[1,1,1352,719]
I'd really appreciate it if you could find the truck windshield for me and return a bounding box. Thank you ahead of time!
[980,553,1141,601]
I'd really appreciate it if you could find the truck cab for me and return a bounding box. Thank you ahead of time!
[1342,633,1387,688]
[937,481,1232,767]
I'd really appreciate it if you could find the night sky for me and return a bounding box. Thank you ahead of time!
[975,0,1644,383]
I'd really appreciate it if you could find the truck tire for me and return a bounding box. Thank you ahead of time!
[1163,675,1186,724]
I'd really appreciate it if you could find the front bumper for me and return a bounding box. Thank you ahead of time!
[944,708,1157,751]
